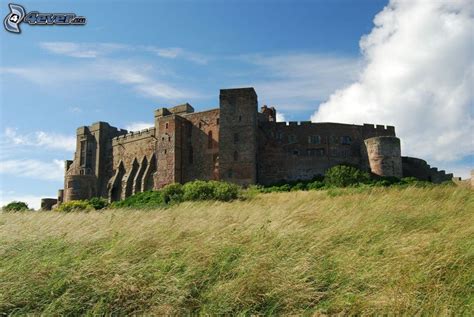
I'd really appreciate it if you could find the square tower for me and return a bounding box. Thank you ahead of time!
[218,88,258,185]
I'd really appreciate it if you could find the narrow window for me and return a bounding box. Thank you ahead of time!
[288,134,297,143]
[233,151,239,161]
[238,115,242,122]
[341,136,352,145]
[165,122,169,129]
[208,131,213,149]
[216,118,220,125]
[189,146,193,164]
[199,122,202,129]
[164,149,167,154]
[79,140,86,166]
[234,133,239,143]
[308,135,321,144]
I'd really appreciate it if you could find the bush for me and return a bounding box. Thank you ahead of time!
[324,165,370,187]
[57,200,93,212]
[183,180,216,201]
[87,197,109,210]
[2,201,29,212]
[399,177,431,187]
[110,191,165,209]
[162,183,184,204]
[307,181,325,190]
[213,181,240,201]
[183,180,240,202]
[290,182,307,191]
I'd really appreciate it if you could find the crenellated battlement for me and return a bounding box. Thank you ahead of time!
[260,121,395,133]
[112,128,156,145]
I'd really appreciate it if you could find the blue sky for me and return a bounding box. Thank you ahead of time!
[1,0,472,208]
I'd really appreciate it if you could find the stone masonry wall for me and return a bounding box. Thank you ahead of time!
[219,88,258,186]
[257,121,396,185]
[181,109,220,182]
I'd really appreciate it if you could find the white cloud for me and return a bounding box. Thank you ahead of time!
[144,46,209,64]
[276,112,286,122]
[69,106,82,113]
[4,128,75,152]
[312,0,473,166]
[40,42,128,58]
[39,41,209,64]
[125,122,153,132]
[0,60,195,101]
[0,159,64,181]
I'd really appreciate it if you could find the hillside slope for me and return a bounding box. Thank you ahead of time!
[0,186,473,315]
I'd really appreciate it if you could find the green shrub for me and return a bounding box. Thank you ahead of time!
[372,179,392,187]
[324,165,370,187]
[307,181,325,190]
[399,177,431,187]
[110,191,165,209]
[87,197,109,210]
[183,180,216,201]
[57,200,93,212]
[162,183,184,204]
[2,201,29,212]
[183,180,240,202]
[213,181,240,201]
[290,182,306,191]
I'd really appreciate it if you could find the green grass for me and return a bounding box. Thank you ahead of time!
[0,186,473,315]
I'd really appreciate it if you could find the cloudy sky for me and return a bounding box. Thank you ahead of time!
[1,0,472,208]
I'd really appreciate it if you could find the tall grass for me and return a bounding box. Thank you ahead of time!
[0,186,472,315]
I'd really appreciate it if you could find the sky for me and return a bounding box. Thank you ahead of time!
[0,0,472,209]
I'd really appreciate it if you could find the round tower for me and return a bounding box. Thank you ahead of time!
[364,136,403,178]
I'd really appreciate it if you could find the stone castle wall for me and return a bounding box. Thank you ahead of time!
[53,87,456,206]
[256,122,396,184]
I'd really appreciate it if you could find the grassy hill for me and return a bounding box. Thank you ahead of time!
[0,186,473,315]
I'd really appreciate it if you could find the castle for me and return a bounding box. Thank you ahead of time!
[40,88,455,210]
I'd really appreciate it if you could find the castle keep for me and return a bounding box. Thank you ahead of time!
[42,87,454,209]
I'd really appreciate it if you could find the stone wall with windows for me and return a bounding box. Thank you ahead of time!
[256,121,396,185]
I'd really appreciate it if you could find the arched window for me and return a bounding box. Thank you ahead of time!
[208,131,213,149]
[233,151,239,161]
[234,133,239,143]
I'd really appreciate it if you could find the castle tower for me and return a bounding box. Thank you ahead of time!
[219,88,258,185]
[154,108,188,188]
[364,136,403,178]
[64,122,126,202]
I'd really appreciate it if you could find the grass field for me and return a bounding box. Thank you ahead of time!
[0,186,473,315]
